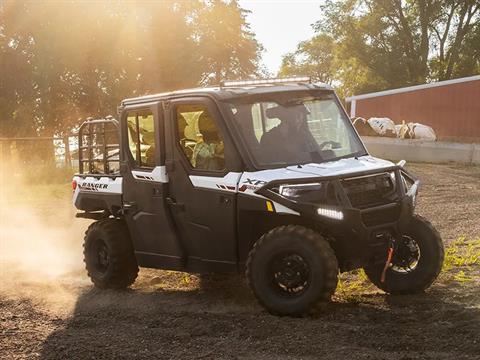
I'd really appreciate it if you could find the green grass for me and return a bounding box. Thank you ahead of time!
[336,269,375,298]
[442,236,480,283]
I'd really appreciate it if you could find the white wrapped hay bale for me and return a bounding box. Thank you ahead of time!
[367,117,397,137]
[352,117,378,136]
[397,121,436,140]
[410,123,437,141]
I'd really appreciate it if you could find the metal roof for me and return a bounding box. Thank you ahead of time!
[121,82,333,106]
[345,74,480,102]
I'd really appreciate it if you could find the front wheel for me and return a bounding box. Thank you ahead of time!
[246,225,338,316]
[364,215,444,294]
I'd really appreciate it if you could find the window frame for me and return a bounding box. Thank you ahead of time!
[171,99,230,177]
[121,103,161,172]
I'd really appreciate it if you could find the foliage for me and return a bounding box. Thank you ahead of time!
[280,0,480,96]
[0,0,262,139]
[193,0,263,84]
[279,34,335,84]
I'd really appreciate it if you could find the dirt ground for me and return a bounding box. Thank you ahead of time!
[1,163,479,359]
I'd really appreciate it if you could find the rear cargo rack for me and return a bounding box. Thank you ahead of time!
[77,117,120,175]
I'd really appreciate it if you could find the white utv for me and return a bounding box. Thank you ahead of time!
[73,77,444,316]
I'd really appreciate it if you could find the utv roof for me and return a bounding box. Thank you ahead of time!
[121,79,333,107]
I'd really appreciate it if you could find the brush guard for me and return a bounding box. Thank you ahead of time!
[255,163,419,244]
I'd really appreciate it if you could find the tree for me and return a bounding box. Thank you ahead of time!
[279,34,335,84]
[193,0,263,84]
[0,0,262,141]
[281,0,480,96]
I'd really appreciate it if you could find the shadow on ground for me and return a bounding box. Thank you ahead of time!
[39,275,480,360]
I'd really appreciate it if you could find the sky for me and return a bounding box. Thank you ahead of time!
[239,0,323,75]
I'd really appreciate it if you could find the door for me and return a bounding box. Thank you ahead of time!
[121,104,185,270]
[164,98,240,273]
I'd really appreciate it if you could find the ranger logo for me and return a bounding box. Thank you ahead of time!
[79,182,108,191]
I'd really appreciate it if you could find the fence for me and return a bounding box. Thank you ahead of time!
[0,135,78,169]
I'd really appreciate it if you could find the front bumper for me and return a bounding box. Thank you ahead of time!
[255,164,419,240]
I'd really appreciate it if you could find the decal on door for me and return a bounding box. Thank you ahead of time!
[189,172,242,191]
[132,166,168,183]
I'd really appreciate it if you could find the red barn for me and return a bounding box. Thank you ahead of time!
[345,75,480,142]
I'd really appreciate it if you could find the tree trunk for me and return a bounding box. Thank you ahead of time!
[64,135,72,168]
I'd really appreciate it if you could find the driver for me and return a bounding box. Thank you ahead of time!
[259,104,320,163]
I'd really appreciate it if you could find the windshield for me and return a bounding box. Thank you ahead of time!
[228,94,367,167]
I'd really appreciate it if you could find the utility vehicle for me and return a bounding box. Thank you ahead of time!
[73,77,444,316]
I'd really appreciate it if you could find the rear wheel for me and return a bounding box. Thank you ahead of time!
[246,225,338,316]
[364,215,444,294]
[84,219,138,289]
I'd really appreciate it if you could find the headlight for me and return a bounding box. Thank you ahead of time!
[317,207,344,220]
[279,183,323,199]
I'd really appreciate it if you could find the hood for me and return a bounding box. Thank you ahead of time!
[240,156,396,185]
[285,156,395,178]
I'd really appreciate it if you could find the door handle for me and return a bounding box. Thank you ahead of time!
[122,202,137,214]
[166,197,185,211]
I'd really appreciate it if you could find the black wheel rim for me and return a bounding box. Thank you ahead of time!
[391,235,421,273]
[269,253,310,296]
[93,239,110,274]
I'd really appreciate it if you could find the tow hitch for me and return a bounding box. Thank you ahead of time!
[381,239,395,283]
[380,235,395,283]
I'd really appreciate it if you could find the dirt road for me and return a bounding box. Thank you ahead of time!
[1,163,479,359]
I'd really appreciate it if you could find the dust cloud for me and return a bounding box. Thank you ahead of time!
[0,162,89,312]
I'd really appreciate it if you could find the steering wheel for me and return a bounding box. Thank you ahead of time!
[318,141,341,150]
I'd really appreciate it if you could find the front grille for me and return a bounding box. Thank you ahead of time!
[361,205,401,227]
[341,173,395,209]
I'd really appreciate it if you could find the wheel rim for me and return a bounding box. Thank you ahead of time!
[391,235,421,273]
[269,253,310,295]
[93,239,110,274]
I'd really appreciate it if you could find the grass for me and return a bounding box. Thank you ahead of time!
[7,181,71,205]
[1,162,72,206]
[336,269,375,299]
[442,236,480,283]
